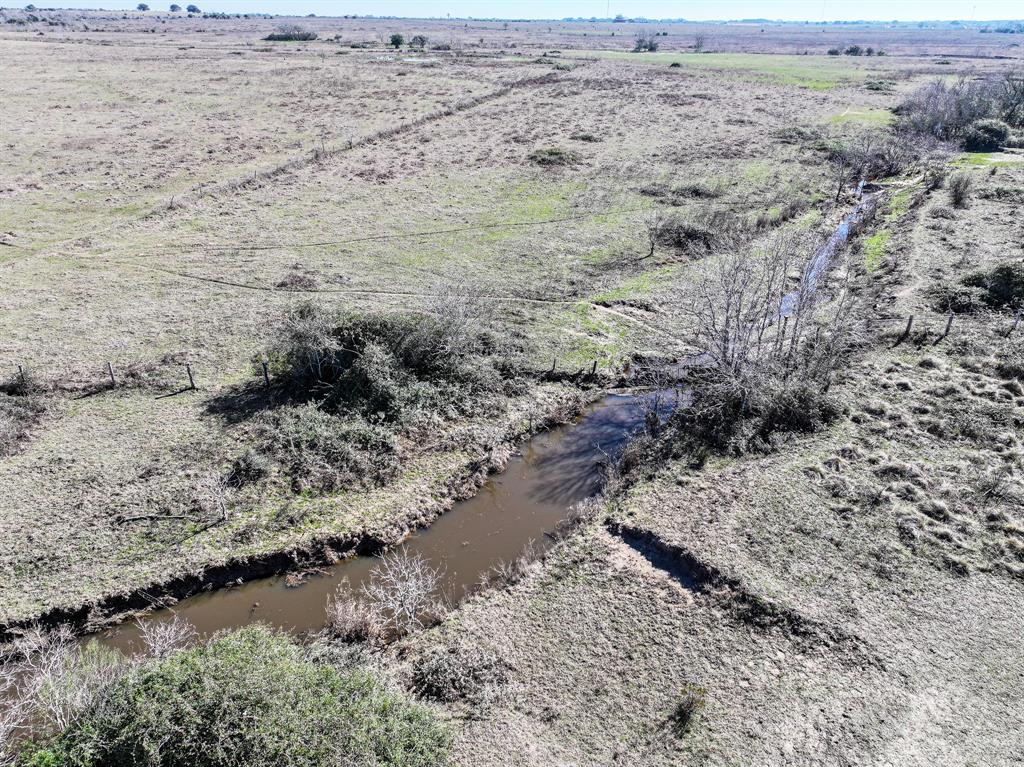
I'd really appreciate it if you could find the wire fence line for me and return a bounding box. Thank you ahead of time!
[6,306,1019,403]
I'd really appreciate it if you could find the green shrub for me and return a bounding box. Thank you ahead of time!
[962,261,1024,309]
[272,302,523,426]
[33,626,450,767]
[264,24,316,41]
[963,118,1012,151]
[527,147,579,166]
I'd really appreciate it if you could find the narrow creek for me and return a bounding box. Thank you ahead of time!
[92,194,881,655]
[97,393,650,654]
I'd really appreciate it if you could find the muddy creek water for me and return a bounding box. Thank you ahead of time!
[97,393,650,653]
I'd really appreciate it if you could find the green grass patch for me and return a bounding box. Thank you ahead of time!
[863,230,890,273]
[477,180,582,243]
[570,51,866,89]
[884,187,914,223]
[952,152,1024,168]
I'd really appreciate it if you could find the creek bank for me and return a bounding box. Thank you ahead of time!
[0,384,598,645]
[93,391,652,652]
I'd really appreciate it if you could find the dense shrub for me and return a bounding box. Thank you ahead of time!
[527,147,579,166]
[948,171,973,207]
[633,32,658,52]
[669,372,843,455]
[650,209,748,256]
[272,301,523,427]
[25,626,450,767]
[895,77,998,141]
[929,282,987,313]
[264,24,316,41]
[895,74,1024,149]
[962,261,1024,309]
[249,405,400,493]
[963,118,1012,151]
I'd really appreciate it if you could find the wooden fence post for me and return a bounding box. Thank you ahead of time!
[550,357,557,374]
[17,364,25,384]
[186,363,196,390]
[1007,311,1022,338]
[107,362,116,387]
[261,360,270,388]
[590,360,597,377]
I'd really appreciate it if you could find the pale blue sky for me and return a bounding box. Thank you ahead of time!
[41,1,1024,20]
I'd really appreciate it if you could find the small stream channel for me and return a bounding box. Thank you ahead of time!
[91,194,882,655]
[97,393,652,654]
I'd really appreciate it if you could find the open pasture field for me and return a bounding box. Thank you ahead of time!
[0,9,1017,629]
[2,13,1024,765]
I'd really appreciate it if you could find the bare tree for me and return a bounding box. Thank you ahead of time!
[1,626,126,762]
[361,549,445,637]
[643,209,666,259]
[665,229,859,448]
[693,33,705,52]
[135,615,196,659]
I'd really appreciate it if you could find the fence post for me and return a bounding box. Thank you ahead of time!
[186,363,196,390]
[901,314,914,340]
[550,357,557,374]
[261,360,270,388]
[17,364,25,384]
[107,362,116,387]
[1007,311,1022,338]
[590,360,597,377]
[939,312,954,341]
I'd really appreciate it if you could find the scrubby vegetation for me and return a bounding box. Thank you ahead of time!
[10,625,450,767]
[264,24,316,41]
[233,299,526,495]
[412,641,509,705]
[270,300,524,425]
[622,231,856,471]
[527,147,578,166]
[0,392,45,458]
[962,262,1024,310]
[895,73,1024,150]
[248,405,400,492]
[948,171,974,207]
